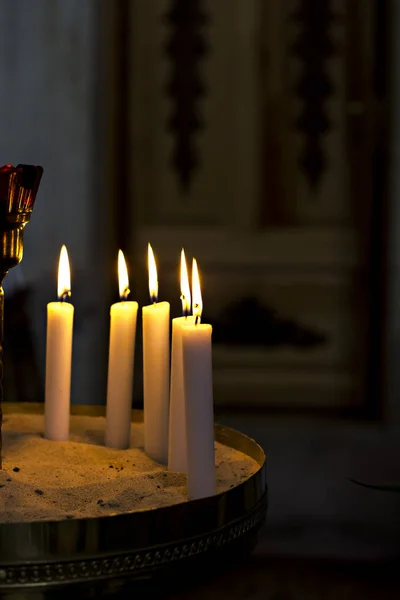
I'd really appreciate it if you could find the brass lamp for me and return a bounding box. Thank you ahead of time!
[0,164,43,467]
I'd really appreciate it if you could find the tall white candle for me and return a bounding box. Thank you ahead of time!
[105,250,138,449]
[142,243,170,463]
[45,245,74,441]
[182,258,215,500]
[168,249,195,472]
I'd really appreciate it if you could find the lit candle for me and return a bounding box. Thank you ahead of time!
[168,249,195,472]
[142,243,170,463]
[182,258,215,500]
[105,250,138,449]
[45,245,74,441]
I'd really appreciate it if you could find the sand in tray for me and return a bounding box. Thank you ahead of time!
[0,413,260,523]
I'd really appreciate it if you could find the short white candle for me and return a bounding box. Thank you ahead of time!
[105,250,138,449]
[142,243,170,463]
[45,245,74,441]
[182,258,215,500]
[168,249,195,472]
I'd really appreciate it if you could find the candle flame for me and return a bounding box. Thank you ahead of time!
[148,243,158,303]
[180,248,191,316]
[118,250,130,300]
[192,258,202,323]
[57,245,71,301]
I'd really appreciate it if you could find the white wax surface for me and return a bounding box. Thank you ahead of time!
[105,301,138,449]
[168,315,195,472]
[142,301,170,463]
[182,323,216,500]
[45,301,74,441]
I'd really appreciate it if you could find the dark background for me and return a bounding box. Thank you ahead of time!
[0,0,399,597]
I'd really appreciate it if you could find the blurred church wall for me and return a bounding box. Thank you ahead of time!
[0,0,116,406]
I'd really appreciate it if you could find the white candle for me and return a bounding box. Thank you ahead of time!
[142,243,170,463]
[182,258,215,500]
[45,245,74,441]
[168,249,195,472]
[105,250,138,449]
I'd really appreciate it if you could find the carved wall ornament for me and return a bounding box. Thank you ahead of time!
[165,0,209,192]
[292,0,336,190]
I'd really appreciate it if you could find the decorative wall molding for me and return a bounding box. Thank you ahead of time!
[130,0,260,228]
[136,226,357,269]
[129,0,384,412]
[292,0,336,189]
[165,0,209,191]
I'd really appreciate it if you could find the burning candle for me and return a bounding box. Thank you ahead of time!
[45,245,74,441]
[105,250,138,449]
[168,249,195,472]
[182,258,215,499]
[142,243,170,463]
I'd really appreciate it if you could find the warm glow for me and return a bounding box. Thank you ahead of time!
[118,250,130,300]
[57,245,71,300]
[148,243,158,303]
[192,258,202,322]
[180,248,191,316]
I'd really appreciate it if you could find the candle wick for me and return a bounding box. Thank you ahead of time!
[181,295,190,319]
[193,302,201,324]
[121,286,130,302]
[60,290,71,303]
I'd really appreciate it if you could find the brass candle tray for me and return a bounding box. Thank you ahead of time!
[0,403,267,599]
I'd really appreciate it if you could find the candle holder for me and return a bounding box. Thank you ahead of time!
[0,404,267,599]
[0,165,43,468]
